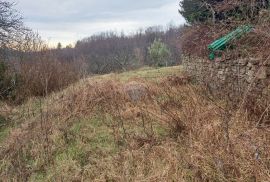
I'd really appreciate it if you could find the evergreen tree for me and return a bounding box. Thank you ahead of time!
[179,0,218,24]
[57,42,62,49]
[0,1,25,47]
[148,39,171,67]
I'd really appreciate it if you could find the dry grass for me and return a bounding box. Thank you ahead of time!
[0,66,269,181]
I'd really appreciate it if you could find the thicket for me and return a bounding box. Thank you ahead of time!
[0,61,15,100]
[0,1,84,103]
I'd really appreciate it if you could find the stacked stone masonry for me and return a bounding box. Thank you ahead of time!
[182,56,270,93]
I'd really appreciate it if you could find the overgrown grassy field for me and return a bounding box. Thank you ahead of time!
[94,66,182,82]
[0,66,269,181]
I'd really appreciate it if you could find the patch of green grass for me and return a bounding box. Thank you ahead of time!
[0,115,10,143]
[70,121,82,134]
[0,128,9,143]
[153,124,169,137]
[118,66,182,82]
[55,141,87,166]
[42,116,118,181]
[29,171,46,182]
[55,116,118,167]
[82,117,117,153]
[0,115,6,125]
[91,66,182,83]
[89,129,116,151]
[88,116,105,128]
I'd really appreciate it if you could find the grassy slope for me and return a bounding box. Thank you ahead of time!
[0,65,269,182]
[94,66,182,82]
[0,66,184,181]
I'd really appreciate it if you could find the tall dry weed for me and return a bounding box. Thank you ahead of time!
[0,75,269,181]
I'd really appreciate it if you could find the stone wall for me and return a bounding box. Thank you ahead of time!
[182,56,270,93]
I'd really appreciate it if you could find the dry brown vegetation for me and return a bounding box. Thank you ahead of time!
[180,5,270,60]
[0,1,269,181]
[15,56,83,102]
[0,67,269,181]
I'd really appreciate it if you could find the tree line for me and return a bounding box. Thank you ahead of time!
[0,0,184,103]
[54,25,183,74]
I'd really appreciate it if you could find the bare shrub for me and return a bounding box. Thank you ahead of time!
[0,61,16,100]
[16,56,80,101]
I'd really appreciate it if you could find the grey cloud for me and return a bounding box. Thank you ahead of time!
[15,0,185,46]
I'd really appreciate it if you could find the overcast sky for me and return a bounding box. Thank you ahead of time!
[16,0,185,47]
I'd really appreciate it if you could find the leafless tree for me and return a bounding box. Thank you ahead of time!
[73,26,183,74]
[0,0,27,49]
